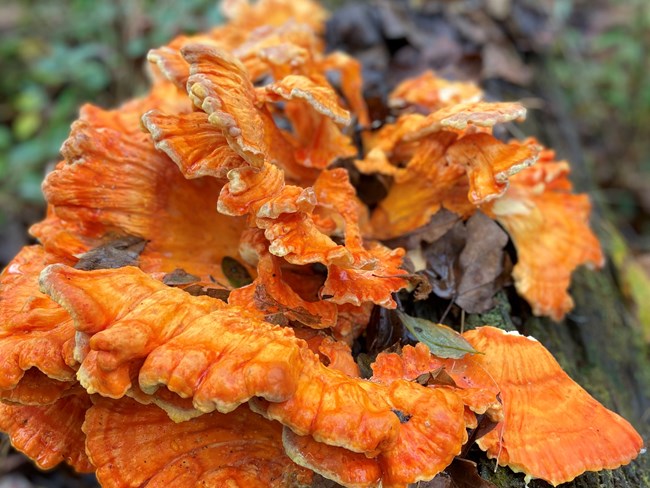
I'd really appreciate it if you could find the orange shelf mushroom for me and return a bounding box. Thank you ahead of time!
[41,264,467,476]
[0,394,93,473]
[0,0,644,486]
[464,327,644,486]
[84,397,312,488]
[485,140,605,320]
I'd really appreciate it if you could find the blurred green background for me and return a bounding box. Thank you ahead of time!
[0,0,225,265]
[0,0,649,265]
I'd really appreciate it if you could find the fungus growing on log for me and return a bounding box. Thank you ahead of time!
[0,0,643,486]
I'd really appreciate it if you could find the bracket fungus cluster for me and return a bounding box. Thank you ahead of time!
[0,1,643,487]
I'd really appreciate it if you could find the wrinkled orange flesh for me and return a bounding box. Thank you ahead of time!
[465,327,644,486]
[84,397,312,488]
[0,394,93,472]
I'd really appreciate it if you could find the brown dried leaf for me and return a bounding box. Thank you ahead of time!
[74,236,146,271]
[422,212,508,313]
[162,268,200,286]
[253,284,323,328]
[385,209,461,250]
[446,458,497,488]
[182,284,231,302]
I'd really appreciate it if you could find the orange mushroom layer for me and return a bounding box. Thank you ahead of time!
[84,397,312,488]
[464,327,643,486]
[41,264,467,485]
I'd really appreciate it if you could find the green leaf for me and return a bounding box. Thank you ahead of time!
[396,311,478,359]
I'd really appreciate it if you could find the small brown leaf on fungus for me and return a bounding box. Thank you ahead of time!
[253,285,323,327]
[74,235,146,271]
[182,284,231,302]
[446,458,498,488]
[410,271,433,300]
[162,268,200,286]
[461,412,499,457]
[415,367,458,388]
[385,209,461,250]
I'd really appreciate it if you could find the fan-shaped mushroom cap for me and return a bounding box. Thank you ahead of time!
[37,98,246,283]
[371,342,502,421]
[0,369,81,406]
[234,21,322,81]
[320,51,369,126]
[84,397,312,488]
[404,101,527,140]
[0,246,77,400]
[283,428,381,488]
[376,381,466,485]
[389,70,483,113]
[265,75,351,127]
[184,44,295,169]
[0,394,93,472]
[321,242,408,309]
[294,329,359,377]
[464,326,644,486]
[229,229,338,328]
[486,141,604,320]
[142,110,244,179]
[218,163,288,217]
[446,132,538,204]
[369,132,470,239]
[42,265,464,464]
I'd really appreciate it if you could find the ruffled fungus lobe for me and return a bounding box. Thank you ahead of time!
[371,342,502,422]
[389,70,483,113]
[464,327,644,486]
[283,428,381,488]
[0,394,93,472]
[38,96,246,283]
[184,44,291,169]
[142,110,244,178]
[229,229,338,328]
[0,246,77,400]
[84,397,312,488]
[42,264,466,482]
[486,141,605,320]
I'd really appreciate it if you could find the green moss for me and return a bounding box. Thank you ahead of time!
[464,291,517,332]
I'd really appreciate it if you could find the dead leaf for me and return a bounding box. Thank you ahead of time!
[385,209,461,250]
[182,284,230,302]
[410,272,433,301]
[421,212,509,313]
[253,285,322,327]
[461,412,499,458]
[415,368,457,388]
[481,42,532,86]
[445,458,498,488]
[162,268,200,286]
[74,236,146,271]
